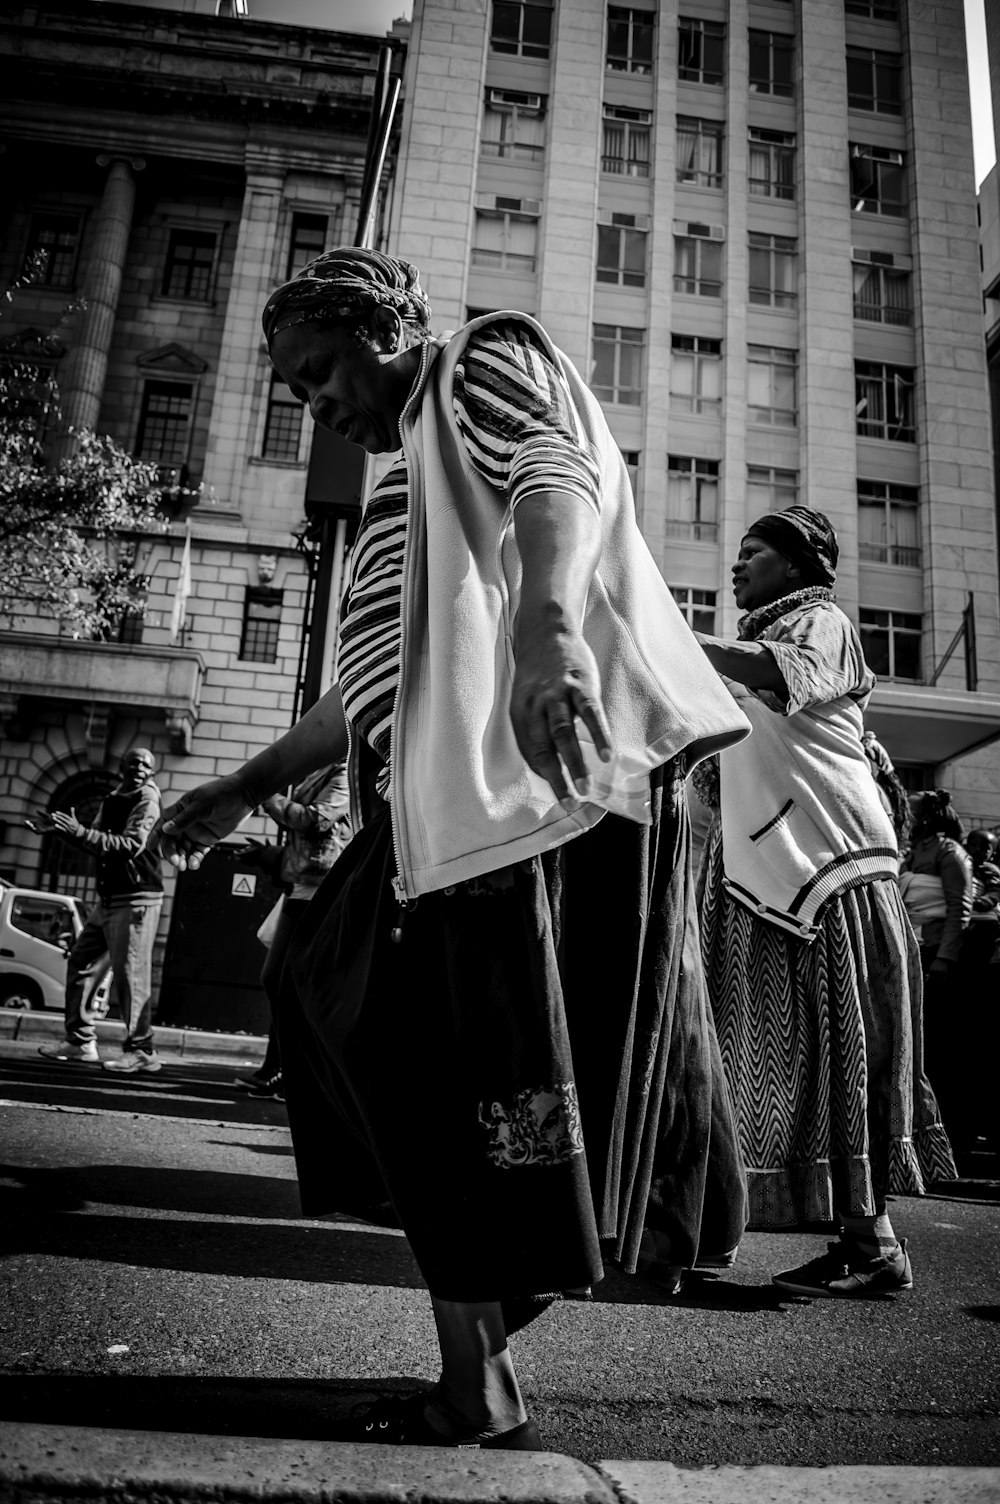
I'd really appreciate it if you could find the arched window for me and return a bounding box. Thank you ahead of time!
[37,771,116,906]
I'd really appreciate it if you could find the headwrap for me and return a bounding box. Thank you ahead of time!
[745,504,839,588]
[261,246,432,346]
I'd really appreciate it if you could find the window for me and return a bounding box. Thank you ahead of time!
[136,381,194,465]
[606,6,654,74]
[262,373,304,463]
[748,345,797,427]
[858,480,921,566]
[597,215,648,287]
[481,90,546,162]
[491,0,552,59]
[0,355,58,440]
[37,771,115,905]
[852,255,911,325]
[748,127,795,200]
[670,334,722,414]
[747,465,798,513]
[591,324,645,406]
[161,229,217,301]
[850,144,907,217]
[859,608,922,681]
[621,449,640,492]
[749,30,793,97]
[674,224,723,297]
[666,456,719,541]
[749,233,798,309]
[116,608,145,645]
[678,17,725,84]
[847,46,902,115]
[846,0,898,16]
[602,106,651,177]
[22,211,82,289]
[286,212,328,280]
[9,893,78,947]
[669,584,717,632]
[855,361,915,442]
[240,587,283,664]
[676,117,724,188]
[472,199,539,274]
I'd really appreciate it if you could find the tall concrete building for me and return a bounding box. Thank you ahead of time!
[0,2,399,1011]
[390,0,1000,825]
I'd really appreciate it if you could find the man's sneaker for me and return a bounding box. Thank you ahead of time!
[102,1049,162,1075]
[773,1237,912,1297]
[245,1070,283,1098]
[38,1040,99,1064]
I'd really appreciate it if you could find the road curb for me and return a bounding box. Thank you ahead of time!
[0,1007,266,1062]
[1,1423,998,1504]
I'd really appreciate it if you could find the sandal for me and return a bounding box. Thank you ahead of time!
[346,1391,543,1450]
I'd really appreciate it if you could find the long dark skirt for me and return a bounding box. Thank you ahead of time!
[279,758,747,1302]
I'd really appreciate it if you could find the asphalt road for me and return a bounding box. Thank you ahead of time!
[1,1039,998,1468]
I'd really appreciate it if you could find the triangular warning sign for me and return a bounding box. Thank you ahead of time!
[232,874,255,896]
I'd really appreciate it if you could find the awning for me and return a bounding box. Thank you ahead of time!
[865,682,1000,768]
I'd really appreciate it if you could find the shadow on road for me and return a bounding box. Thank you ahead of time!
[0,1161,303,1219]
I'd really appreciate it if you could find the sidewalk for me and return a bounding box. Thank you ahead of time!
[0,1005,266,1065]
[1,1421,998,1504]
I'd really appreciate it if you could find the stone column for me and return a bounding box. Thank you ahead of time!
[56,154,143,446]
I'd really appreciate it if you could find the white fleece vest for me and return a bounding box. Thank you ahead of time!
[385,314,751,897]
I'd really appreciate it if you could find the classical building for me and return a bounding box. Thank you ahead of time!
[0,2,399,1010]
[390,0,1000,825]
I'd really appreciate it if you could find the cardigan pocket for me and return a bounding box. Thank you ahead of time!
[749,798,831,890]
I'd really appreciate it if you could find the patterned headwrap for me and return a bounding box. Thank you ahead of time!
[261,246,432,346]
[745,504,839,588]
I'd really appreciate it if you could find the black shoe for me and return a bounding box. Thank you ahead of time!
[233,1071,265,1092]
[346,1391,542,1450]
[245,1071,283,1098]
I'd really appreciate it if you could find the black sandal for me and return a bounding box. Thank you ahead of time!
[346,1391,543,1450]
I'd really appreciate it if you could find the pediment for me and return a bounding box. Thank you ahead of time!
[137,343,208,375]
[0,326,66,360]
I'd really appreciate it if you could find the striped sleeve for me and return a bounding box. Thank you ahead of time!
[453,320,602,514]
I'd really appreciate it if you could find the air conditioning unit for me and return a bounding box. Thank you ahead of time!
[488,88,544,112]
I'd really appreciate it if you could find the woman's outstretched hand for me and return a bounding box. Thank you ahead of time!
[510,626,612,808]
[150,774,256,871]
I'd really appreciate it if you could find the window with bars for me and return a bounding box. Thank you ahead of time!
[847,46,902,114]
[749,233,798,309]
[748,127,795,199]
[859,607,922,681]
[674,227,723,297]
[676,117,724,188]
[239,587,283,664]
[670,334,722,414]
[286,211,328,280]
[262,373,304,463]
[38,771,116,906]
[852,258,911,324]
[747,345,797,427]
[666,456,719,541]
[621,449,640,493]
[749,30,793,97]
[597,217,647,287]
[136,381,194,465]
[669,584,717,632]
[602,106,651,176]
[490,0,552,58]
[0,357,58,440]
[845,0,898,16]
[116,608,145,645]
[591,324,645,405]
[472,204,539,274]
[747,464,798,513]
[606,6,654,74]
[850,143,907,217]
[161,228,217,301]
[22,211,83,289]
[481,91,547,161]
[858,480,921,566]
[678,17,724,84]
[855,361,915,442]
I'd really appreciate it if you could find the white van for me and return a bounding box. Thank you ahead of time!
[0,879,112,1014]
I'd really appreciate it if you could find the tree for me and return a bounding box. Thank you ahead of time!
[0,261,193,639]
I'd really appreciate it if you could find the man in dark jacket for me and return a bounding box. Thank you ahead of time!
[36,747,164,1072]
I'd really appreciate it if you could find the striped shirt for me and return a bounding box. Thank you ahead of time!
[337,320,601,799]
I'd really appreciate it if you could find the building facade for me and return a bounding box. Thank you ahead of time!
[0,2,397,1004]
[389,0,1000,824]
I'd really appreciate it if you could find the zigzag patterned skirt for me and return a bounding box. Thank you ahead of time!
[698,819,958,1229]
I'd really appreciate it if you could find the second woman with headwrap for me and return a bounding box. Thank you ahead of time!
[692,506,957,1297]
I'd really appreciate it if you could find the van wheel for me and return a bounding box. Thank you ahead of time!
[0,979,42,1010]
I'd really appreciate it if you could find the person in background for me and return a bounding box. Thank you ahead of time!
[34,748,164,1072]
[151,246,751,1452]
[692,506,956,1298]
[235,761,351,1099]
[861,729,910,846]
